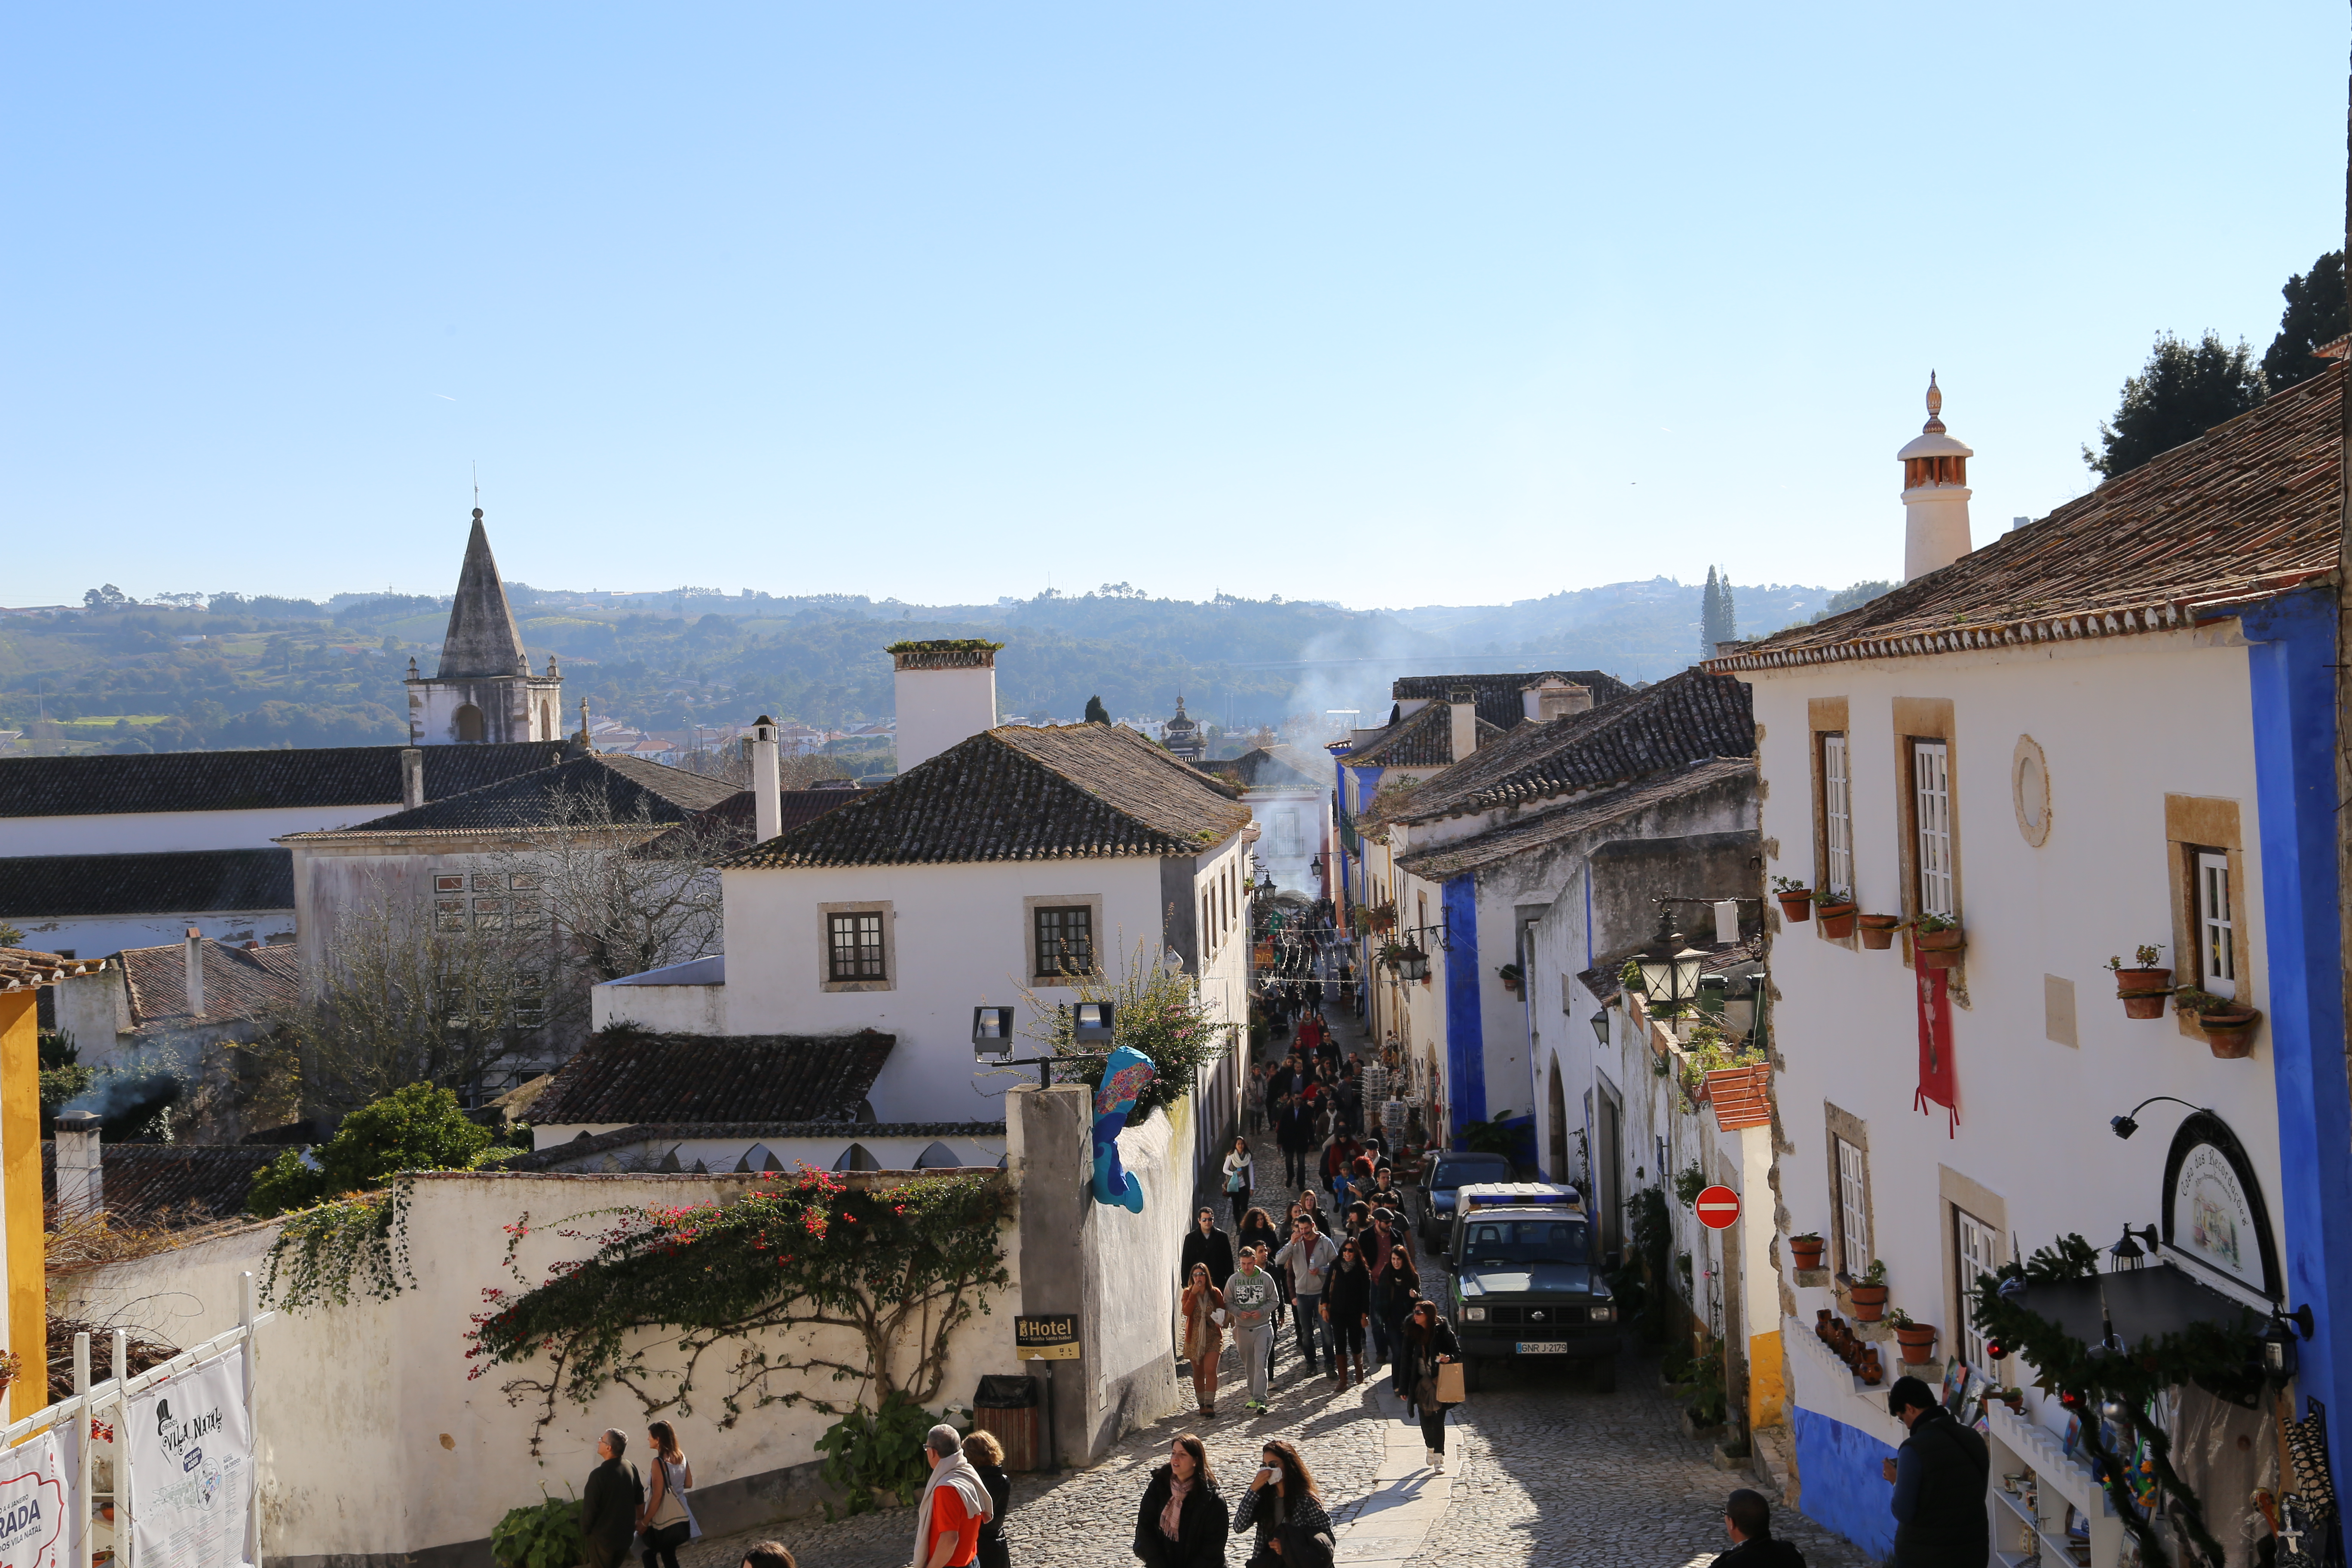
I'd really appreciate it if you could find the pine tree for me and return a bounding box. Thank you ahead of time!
[1698,569,1721,658]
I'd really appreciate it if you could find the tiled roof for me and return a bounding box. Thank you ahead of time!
[635,787,863,859]
[283,753,738,839]
[530,1029,898,1126]
[1196,745,1329,792]
[724,723,1251,869]
[1396,757,1755,880]
[0,741,566,819]
[0,947,106,993]
[118,940,299,1030]
[434,511,532,678]
[1341,703,1504,769]
[1396,669,1755,822]
[504,1120,1007,1172]
[43,1143,272,1226]
[1390,671,1632,732]
[0,849,293,919]
[1708,1060,1774,1132]
[1707,364,2345,674]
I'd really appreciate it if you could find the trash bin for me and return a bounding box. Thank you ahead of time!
[971,1374,1041,1472]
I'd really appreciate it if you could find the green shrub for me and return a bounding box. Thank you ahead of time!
[814,1392,968,1519]
[489,1490,583,1568]
[248,1083,493,1216]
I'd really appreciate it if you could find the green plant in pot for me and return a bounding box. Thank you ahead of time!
[1887,1308,1939,1365]
[1771,873,1814,923]
[2174,987,2262,1058]
[1845,1258,1890,1321]
[1496,961,1524,994]
[1816,885,1859,938]
[1788,1231,1827,1271]
[2106,944,2172,1019]
[1911,911,1966,968]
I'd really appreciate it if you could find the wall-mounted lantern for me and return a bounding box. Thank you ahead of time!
[972,1006,1017,1055]
[1588,1011,1611,1048]
[1632,909,1707,1010]
[1072,1001,1116,1044]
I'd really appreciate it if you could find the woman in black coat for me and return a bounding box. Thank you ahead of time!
[964,1430,1014,1568]
[1133,1433,1227,1568]
[1400,1299,1464,1474]
[1181,1208,1237,1292]
[1321,1237,1373,1390]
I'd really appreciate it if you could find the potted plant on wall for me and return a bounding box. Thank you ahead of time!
[1497,962,1524,995]
[1845,1259,1889,1321]
[1788,1232,1827,1271]
[1362,901,1397,934]
[1858,913,1903,949]
[2105,945,2172,1018]
[2175,987,2262,1058]
[1772,875,1814,923]
[1888,1309,1939,1366]
[1912,912,1966,968]
[1817,887,1859,939]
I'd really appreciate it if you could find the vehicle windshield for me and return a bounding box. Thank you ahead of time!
[1461,1218,1589,1266]
[1431,1156,1510,1191]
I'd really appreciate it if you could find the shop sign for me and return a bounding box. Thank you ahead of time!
[1015,1314,1080,1361]
[129,1348,251,1568]
[2162,1112,2282,1301]
[0,1430,66,1568]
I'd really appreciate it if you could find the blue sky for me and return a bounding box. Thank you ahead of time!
[4,4,2343,610]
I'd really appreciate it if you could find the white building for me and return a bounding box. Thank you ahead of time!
[1197,743,1333,899]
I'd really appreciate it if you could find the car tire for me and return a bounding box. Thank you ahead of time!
[1590,1357,1618,1393]
[1463,1356,1483,1393]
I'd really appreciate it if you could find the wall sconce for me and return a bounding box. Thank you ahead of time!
[1072,1001,1116,1044]
[1588,1011,1611,1048]
[972,1006,1017,1055]
[2107,1225,2159,1271]
[1632,909,1706,1009]
[1390,946,1430,983]
[2109,1095,2207,1140]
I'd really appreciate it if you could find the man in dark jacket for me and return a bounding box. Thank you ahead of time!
[1713,1488,1805,1568]
[580,1428,643,1568]
[1880,1376,1989,1568]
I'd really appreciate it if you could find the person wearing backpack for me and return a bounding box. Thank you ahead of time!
[1231,1439,1333,1568]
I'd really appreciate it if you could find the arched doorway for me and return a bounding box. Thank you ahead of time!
[1547,1057,1570,1183]
[454,704,484,742]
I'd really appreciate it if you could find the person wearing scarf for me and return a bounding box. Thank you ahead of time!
[1132,1433,1227,1568]
[913,1424,994,1568]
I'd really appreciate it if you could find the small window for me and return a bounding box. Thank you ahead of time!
[827,911,887,982]
[508,872,540,891]
[1956,1208,2002,1373]
[1822,732,1853,897]
[1912,741,1954,919]
[472,873,500,891]
[455,703,485,742]
[2196,851,2236,1000]
[1035,905,1095,978]
[1834,1136,1871,1277]
[435,874,465,893]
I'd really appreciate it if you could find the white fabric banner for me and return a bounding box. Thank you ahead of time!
[128,1348,251,1568]
[0,1429,68,1568]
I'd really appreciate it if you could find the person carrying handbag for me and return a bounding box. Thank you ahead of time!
[1400,1300,1464,1474]
[1231,1439,1333,1568]
[637,1421,700,1568]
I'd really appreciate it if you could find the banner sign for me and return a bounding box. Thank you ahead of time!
[129,1348,251,1568]
[0,1430,66,1568]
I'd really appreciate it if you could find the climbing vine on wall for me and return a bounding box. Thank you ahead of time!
[467,1167,1013,1455]
[1970,1234,2269,1568]
[257,1182,416,1311]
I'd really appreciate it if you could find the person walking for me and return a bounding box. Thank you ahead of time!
[915,1422,994,1568]
[1880,1376,1990,1568]
[1235,1207,1285,1276]
[1357,1209,1406,1374]
[1321,1238,1373,1390]
[1182,1209,1237,1292]
[741,1545,796,1568]
[1381,1244,1421,1395]
[579,1429,643,1568]
[1181,1263,1229,1417]
[1245,1065,1268,1135]
[1231,1439,1333,1568]
[1274,1217,1339,1381]
[1276,1088,1315,1190]
[1225,1247,1281,1413]
[1220,1136,1256,1230]
[636,1421,700,1568]
[1132,1433,1228,1568]
[1400,1300,1463,1474]
[1713,1488,1806,1568]
[963,1431,1014,1568]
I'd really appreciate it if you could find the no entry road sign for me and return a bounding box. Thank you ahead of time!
[1694,1185,1741,1230]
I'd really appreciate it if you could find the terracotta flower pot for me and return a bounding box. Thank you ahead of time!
[1893,1324,1939,1365]
[1859,914,1902,950]
[1776,891,1814,923]
[2116,968,2172,1018]
[1790,1237,1828,1271]
[1818,903,1859,939]
[2193,1007,2262,1059]
[1914,927,1966,969]
[1847,1283,1889,1322]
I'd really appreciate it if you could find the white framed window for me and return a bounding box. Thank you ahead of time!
[1913,740,1954,919]
[2197,851,2236,999]
[1956,1208,2002,1373]
[1822,733,1853,897]
[1835,1136,1870,1277]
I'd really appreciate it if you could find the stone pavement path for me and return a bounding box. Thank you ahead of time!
[682,1007,1879,1567]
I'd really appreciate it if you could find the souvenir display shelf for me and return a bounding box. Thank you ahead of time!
[1986,1400,2123,1568]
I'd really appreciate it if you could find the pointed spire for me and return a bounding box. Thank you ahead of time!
[436,508,530,678]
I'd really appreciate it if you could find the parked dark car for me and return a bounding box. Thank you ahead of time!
[1416,1151,1512,1247]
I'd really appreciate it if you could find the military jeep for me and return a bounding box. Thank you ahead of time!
[1443,1182,1620,1391]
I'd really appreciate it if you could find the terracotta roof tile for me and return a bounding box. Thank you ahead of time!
[42,1143,272,1225]
[0,849,292,920]
[1396,757,1755,881]
[118,939,299,1030]
[530,1028,898,1126]
[1390,671,1633,732]
[1708,1060,1774,1132]
[284,752,738,838]
[1342,704,1504,769]
[0,947,106,992]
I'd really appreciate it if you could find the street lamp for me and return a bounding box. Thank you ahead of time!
[1390,946,1430,983]
[2107,1225,2159,1271]
[1632,909,1707,1011]
[972,1007,1017,1055]
[1588,1011,1611,1048]
[1072,1001,1116,1044]
[2108,1095,2206,1140]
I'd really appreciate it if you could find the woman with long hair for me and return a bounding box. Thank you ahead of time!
[1400,1299,1464,1474]
[1382,1244,1421,1395]
[1180,1263,1228,1417]
[1132,1433,1227,1568]
[1221,1135,1256,1230]
[1231,1439,1332,1568]
[636,1420,699,1568]
[962,1430,1014,1568]
[1320,1238,1373,1390]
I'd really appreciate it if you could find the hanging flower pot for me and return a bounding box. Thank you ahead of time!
[1891,1319,1939,1366]
[2105,948,2171,1019]
[2182,995,2262,1059]
[1773,878,1813,923]
[1789,1234,1827,1271]
[1817,898,1859,939]
[1913,922,1965,969]
[1858,914,1902,950]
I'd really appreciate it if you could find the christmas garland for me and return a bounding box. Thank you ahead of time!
[1969,1234,2268,1568]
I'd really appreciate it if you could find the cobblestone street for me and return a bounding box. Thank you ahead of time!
[686,1014,1877,1568]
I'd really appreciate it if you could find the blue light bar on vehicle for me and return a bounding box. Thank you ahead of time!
[1458,1182,1583,1210]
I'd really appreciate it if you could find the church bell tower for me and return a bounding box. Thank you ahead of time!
[406,508,564,744]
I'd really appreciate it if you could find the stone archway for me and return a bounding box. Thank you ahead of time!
[1547,1055,1570,1182]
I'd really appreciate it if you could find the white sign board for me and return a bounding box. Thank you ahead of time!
[0,1430,67,1568]
[129,1348,251,1568]
[2171,1139,2264,1295]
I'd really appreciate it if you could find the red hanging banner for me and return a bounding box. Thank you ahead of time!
[1914,963,1957,1135]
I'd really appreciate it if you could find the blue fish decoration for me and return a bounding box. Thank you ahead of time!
[1090,1044,1157,1212]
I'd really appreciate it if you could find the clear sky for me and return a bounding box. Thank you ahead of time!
[5,4,2343,610]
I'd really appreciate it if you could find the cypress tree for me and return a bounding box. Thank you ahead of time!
[1699,569,1721,658]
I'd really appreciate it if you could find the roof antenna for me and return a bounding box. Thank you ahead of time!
[472,461,480,510]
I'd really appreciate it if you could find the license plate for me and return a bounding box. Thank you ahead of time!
[1517,1341,1570,1354]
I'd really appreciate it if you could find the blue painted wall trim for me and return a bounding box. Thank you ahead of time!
[2241,587,2352,1500]
[1443,874,1486,1141]
[1789,1408,1898,1559]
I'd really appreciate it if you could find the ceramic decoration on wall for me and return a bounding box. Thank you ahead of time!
[1090,1045,1157,1213]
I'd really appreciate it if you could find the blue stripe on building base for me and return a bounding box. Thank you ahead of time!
[1789,1406,1899,1560]
[1442,874,1485,1142]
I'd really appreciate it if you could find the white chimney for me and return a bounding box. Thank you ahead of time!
[52,1110,101,1217]
[184,927,205,1016]
[400,747,425,810]
[1713,900,1742,946]
[750,714,782,842]
[893,643,1000,773]
[1447,689,1478,762]
[1898,372,1974,582]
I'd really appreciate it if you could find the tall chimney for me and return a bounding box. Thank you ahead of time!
[400,747,426,810]
[1447,689,1478,762]
[1898,372,1974,582]
[184,927,205,1016]
[52,1110,101,1218]
[750,715,782,842]
[892,643,1000,773]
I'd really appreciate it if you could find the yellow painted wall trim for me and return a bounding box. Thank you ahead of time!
[1747,1327,1786,1431]
[0,992,43,1422]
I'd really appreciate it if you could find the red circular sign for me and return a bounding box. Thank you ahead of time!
[1694,1185,1741,1230]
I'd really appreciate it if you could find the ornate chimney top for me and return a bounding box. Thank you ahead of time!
[1923,371,1946,434]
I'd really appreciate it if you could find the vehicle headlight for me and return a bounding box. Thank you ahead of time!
[1589,1305,1614,1323]
[1463,1307,1486,1322]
